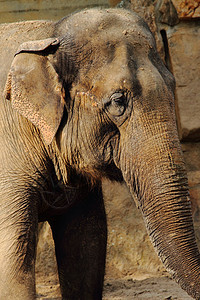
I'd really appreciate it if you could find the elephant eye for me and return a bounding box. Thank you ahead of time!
[104,92,126,117]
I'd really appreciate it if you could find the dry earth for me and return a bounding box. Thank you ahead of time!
[36,274,193,300]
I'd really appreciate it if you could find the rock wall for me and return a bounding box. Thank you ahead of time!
[4,0,199,286]
[0,0,110,23]
[172,0,200,19]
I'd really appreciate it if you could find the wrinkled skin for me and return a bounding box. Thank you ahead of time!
[0,8,200,300]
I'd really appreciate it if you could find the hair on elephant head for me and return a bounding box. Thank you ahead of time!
[1,7,200,300]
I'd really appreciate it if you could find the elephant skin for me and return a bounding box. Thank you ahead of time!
[0,8,200,300]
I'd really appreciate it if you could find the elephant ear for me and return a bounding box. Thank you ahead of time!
[4,38,65,145]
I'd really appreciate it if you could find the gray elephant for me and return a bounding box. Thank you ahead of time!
[0,7,199,300]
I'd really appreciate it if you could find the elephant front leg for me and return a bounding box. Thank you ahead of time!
[0,194,38,300]
[49,186,107,300]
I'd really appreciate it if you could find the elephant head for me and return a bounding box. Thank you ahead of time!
[5,8,200,298]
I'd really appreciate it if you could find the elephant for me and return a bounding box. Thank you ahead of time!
[0,7,200,300]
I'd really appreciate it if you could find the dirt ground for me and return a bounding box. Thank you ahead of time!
[36,275,193,300]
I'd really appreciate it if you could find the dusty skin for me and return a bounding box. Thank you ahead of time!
[1,8,200,300]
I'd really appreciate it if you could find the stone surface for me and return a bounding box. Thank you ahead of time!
[0,0,109,23]
[182,143,200,245]
[156,0,179,26]
[36,223,61,298]
[172,0,200,19]
[166,24,200,141]
[36,223,58,279]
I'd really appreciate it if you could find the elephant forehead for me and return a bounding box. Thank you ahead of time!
[76,40,145,97]
[56,8,155,49]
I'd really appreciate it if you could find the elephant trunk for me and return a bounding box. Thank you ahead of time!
[116,110,200,299]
